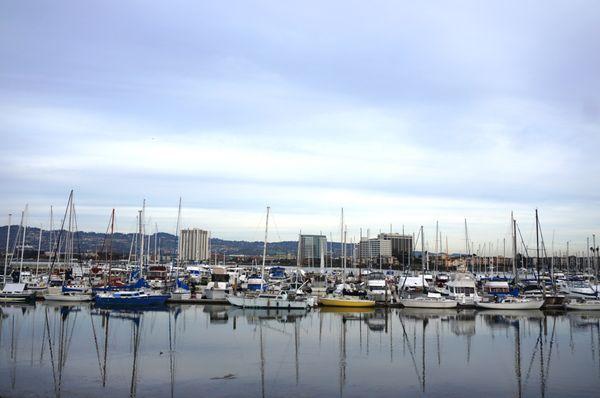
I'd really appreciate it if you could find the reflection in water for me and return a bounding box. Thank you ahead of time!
[0,304,599,397]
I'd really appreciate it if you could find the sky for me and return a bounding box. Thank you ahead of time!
[1,1,599,253]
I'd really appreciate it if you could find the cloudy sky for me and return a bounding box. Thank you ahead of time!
[1,1,599,253]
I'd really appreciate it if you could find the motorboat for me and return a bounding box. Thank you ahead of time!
[366,271,391,302]
[0,283,36,302]
[399,292,458,309]
[204,266,230,300]
[443,273,477,306]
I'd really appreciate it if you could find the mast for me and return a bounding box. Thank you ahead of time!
[3,213,11,285]
[19,205,28,283]
[36,225,43,277]
[138,208,144,278]
[464,219,469,271]
[593,234,598,288]
[261,206,270,291]
[535,209,546,297]
[420,226,425,291]
[107,209,115,286]
[49,206,53,261]
[175,198,182,268]
[340,208,345,284]
[434,221,439,273]
[154,223,158,264]
[512,212,518,285]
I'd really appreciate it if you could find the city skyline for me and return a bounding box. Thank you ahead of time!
[1,2,599,253]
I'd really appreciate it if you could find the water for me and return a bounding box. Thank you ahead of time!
[1,303,599,398]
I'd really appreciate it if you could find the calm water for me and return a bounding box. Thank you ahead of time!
[1,303,599,398]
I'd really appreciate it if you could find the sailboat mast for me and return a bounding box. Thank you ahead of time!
[512,212,518,284]
[340,208,345,284]
[3,213,11,285]
[36,225,42,277]
[535,209,541,287]
[420,226,425,290]
[138,208,144,277]
[107,209,115,286]
[175,197,182,268]
[261,206,270,290]
[19,205,28,283]
[2,213,12,285]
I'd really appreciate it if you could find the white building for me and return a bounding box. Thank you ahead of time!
[179,228,210,262]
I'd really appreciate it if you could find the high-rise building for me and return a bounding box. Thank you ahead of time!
[358,237,392,262]
[378,233,413,264]
[298,234,327,266]
[179,228,210,262]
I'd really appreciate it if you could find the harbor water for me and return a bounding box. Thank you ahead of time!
[1,303,599,397]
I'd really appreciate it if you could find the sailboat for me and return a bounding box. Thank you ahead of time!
[475,213,543,310]
[1,207,36,302]
[95,202,169,307]
[319,208,375,308]
[399,226,457,309]
[227,207,311,309]
[43,192,94,302]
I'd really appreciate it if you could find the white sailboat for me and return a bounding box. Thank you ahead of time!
[227,207,311,310]
[564,298,600,311]
[475,213,543,310]
[399,226,457,309]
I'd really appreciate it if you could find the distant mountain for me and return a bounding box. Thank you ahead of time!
[0,226,358,258]
[0,226,321,257]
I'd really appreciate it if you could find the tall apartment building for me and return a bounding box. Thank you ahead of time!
[179,228,210,262]
[298,234,327,266]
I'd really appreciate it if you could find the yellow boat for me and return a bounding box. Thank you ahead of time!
[319,296,376,308]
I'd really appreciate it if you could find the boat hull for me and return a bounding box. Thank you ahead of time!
[565,300,600,311]
[475,300,544,310]
[0,292,36,302]
[399,298,458,309]
[319,297,376,308]
[94,294,169,307]
[227,295,309,309]
[43,294,93,302]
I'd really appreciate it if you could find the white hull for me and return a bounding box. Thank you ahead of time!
[227,294,309,309]
[400,298,458,309]
[565,300,600,311]
[43,294,93,302]
[475,300,543,310]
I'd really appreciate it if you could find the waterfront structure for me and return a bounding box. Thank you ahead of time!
[379,233,413,264]
[179,228,210,262]
[298,234,327,267]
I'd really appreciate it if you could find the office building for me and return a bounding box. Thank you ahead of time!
[379,233,413,264]
[358,237,392,263]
